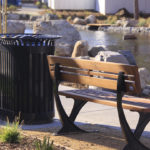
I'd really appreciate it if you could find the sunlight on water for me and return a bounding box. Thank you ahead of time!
[24,28,150,71]
[24,28,33,34]
[79,30,150,71]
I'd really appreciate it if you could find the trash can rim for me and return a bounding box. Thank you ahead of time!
[0,33,62,40]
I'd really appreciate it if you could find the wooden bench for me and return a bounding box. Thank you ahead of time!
[47,55,150,150]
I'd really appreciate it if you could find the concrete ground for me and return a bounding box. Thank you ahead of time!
[15,3,45,16]
[55,85,150,138]
[1,84,149,138]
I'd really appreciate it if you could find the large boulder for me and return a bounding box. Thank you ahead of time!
[33,20,81,56]
[138,68,150,89]
[95,51,129,64]
[119,50,137,65]
[142,85,150,96]
[71,40,88,57]
[90,51,129,90]
[7,20,26,33]
[85,15,96,24]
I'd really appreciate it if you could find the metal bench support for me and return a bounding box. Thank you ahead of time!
[53,64,87,134]
[117,72,150,150]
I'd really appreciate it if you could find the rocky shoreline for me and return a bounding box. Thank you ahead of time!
[72,24,150,35]
[98,26,150,34]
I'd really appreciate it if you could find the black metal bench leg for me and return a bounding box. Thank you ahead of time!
[69,99,87,122]
[117,72,150,150]
[54,92,87,135]
[134,112,150,138]
[53,63,87,134]
[123,112,150,150]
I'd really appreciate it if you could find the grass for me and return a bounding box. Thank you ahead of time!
[0,115,22,143]
[137,18,147,27]
[43,8,150,26]
[105,15,118,24]
[146,17,150,27]
[35,1,41,8]
[43,9,125,25]
[34,136,54,150]
[0,116,55,149]
[7,5,18,11]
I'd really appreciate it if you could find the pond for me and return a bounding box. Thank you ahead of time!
[79,30,150,72]
[25,28,150,72]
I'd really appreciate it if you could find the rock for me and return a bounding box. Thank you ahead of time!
[88,46,106,57]
[56,43,72,56]
[7,20,25,33]
[95,51,129,64]
[116,20,124,27]
[142,88,150,96]
[123,34,137,40]
[119,50,137,65]
[90,50,129,91]
[73,24,89,30]
[71,40,88,57]
[138,68,150,89]
[33,20,81,56]
[85,15,96,24]
[115,8,131,17]
[20,14,30,20]
[7,13,20,20]
[116,19,138,27]
[73,17,87,25]
[123,19,138,27]
[7,13,29,20]
[30,15,39,21]
[42,13,59,21]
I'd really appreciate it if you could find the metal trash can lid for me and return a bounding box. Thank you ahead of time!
[0,34,61,46]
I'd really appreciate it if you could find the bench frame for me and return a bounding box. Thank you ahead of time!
[47,55,150,150]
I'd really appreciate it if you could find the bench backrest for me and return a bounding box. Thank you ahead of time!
[47,55,142,95]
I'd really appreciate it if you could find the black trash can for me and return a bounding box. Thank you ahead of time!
[0,34,61,124]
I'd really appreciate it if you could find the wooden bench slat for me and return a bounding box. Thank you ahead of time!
[60,66,119,79]
[59,72,118,90]
[50,65,135,80]
[48,55,137,74]
[58,89,150,112]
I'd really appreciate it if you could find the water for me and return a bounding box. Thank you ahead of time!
[79,30,150,71]
[24,28,33,34]
[24,28,150,71]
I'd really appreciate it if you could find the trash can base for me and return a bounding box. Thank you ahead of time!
[0,109,54,124]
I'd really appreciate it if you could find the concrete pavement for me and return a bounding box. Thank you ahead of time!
[0,85,150,138]
[56,85,150,138]
[15,3,45,16]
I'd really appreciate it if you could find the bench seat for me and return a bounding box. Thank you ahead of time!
[59,89,150,113]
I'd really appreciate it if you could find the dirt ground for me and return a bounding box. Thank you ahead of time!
[0,122,150,149]
[21,124,150,150]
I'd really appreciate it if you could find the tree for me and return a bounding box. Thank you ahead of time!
[134,0,139,20]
